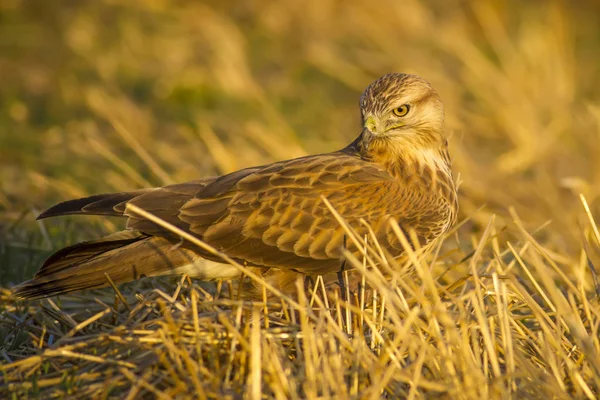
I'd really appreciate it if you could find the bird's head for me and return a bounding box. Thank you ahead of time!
[359,73,445,149]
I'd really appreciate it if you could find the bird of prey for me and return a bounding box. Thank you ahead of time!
[13,73,458,299]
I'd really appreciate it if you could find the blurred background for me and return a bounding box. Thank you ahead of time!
[1,0,600,284]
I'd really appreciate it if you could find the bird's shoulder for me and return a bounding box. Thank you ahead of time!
[192,151,395,200]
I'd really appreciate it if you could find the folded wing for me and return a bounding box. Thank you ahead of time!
[22,151,442,298]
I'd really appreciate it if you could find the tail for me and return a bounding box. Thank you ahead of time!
[12,231,201,299]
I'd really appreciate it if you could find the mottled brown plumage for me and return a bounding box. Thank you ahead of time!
[13,73,458,298]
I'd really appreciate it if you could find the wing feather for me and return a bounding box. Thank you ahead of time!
[39,151,450,275]
[176,152,412,273]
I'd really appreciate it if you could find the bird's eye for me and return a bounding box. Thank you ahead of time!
[392,104,410,117]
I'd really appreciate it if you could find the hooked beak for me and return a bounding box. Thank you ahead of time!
[363,115,379,135]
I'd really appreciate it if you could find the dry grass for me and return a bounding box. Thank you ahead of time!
[2,0,600,398]
[1,208,599,398]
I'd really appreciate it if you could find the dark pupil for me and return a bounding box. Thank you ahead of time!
[398,107,405,113]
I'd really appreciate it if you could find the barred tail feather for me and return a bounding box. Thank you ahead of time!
[12,231,201,299]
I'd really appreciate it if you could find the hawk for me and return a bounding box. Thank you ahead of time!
[13,73,458,298]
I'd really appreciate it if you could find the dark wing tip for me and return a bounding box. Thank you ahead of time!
[36,204,75,220]
[36,191,148,220]
[36,208,55,220]
[36,194,111,220]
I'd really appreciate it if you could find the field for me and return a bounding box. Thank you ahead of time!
[1,0,600,398]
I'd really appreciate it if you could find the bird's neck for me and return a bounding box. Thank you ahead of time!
[346,130,452,180]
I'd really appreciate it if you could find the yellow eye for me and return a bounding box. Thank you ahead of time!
[392,104,410,117]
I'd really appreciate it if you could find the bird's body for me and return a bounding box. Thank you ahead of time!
[13,73,458,299]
